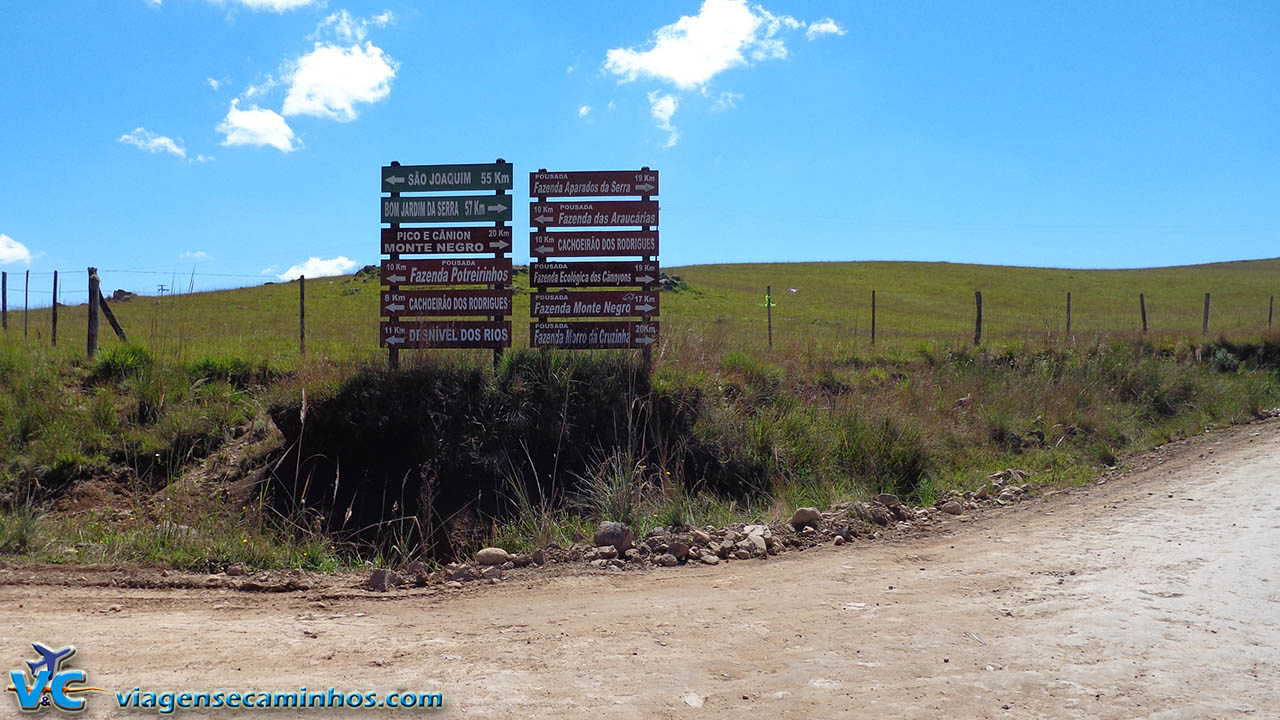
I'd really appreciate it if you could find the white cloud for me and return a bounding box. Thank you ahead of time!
[0,234,33,265]
[259,267,277,275]
[179,250,210,260]
[607,99,616,111]
[243,74,278,100]
[709,90,742,111]
[604,0,801,90]
[281,42,398,122]
[806,18,846,40]
[277,256,357,280]
[578,105,592,118]
[194,154,215,163]
[648,91,679,148]
[313,9,394,43]
[118,127,187,159]
[566,64,576,74]
[205,77,221,91]
[216,99,298,152]
[146,0,162,6]
[216,0,318,12]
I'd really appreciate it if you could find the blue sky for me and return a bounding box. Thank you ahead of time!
[1,0,1277,303]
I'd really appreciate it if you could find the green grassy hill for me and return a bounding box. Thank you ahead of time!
[16,258,1280,368]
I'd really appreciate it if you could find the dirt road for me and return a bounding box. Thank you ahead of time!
[4,419,1278,719]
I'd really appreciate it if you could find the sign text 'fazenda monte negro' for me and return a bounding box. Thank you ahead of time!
[529,170,658,198]
[530,291,659,318]
[382,162,513,193]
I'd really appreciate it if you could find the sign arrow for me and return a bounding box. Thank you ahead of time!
[534,245,554,254]
[635,183,655,192]
[386,274,406,283]
[634,336,655,345]
[385,335,404,345]
[384,303,405,313]
[488,203,509,213]
[385,175,405,185]
[533,214,555,224]
[635,275,655,284]
[489,240,510,250]
[634,303,655,313]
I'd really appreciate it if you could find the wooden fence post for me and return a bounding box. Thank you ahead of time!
[24,269,29,339]
[298,274,306,357]
[1066,291,1072,335]
[766,285,773,350]
[1140,293,1147,333]
[870,289,877,346]
[973,291,983,346]
[1202,293,1210,335]
[87,267,100,357]
[51,270,58,347]
[1,271,6,331]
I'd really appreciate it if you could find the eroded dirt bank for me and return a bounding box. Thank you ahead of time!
[3,419,1278,718]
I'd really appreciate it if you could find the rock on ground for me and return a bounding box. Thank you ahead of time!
[593,521,636,553]
[475,547,511,566]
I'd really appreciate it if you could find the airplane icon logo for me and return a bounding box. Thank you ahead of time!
[27,644,76,677]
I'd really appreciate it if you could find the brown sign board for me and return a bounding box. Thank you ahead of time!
[382,226,512,255]
[382,289,512,318]
[381,320,512,349]
[529,170,659,198]
[530,291,659,318]
[381,258,512,286]
[530,321,658,349]
[529,230,658,258]
[530,201,658,228]
[530,261,659,288]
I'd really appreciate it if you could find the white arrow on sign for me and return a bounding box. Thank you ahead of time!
[489,240,510,250]
[635,275,655,284]
[534,244,554,254]
[635,183,655,192]
[385,335,405,345]
[384,303,405,313]
[488,203,509,213]
[634,303,656,313]
[385,175,405,185]
[533,214,554,224]
[386,274,406,283]
[634,336,655,345]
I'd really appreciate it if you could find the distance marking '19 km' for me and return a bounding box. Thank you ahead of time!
[530,321,659,349]
[382,258,513,286]
[382,226,512,255]
[383,289,513,318]
[529,201,658,228]
[382,163,513,193]
[529,170,659,198]
[383,196,513,223]
[530,291,658,318]
[381,321,512,348]
[529,230,658,258]
[529,261,659,288]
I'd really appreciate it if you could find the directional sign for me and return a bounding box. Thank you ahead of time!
[383,196,512,223]
[382,163,513,193]
[381,258,513,286]
[383,289,513,317]
[530,201,658,228]
[381,321,512,349]
[382,226,512,255]
[530,321,659,349]
[530,261,659,288]
[529,230,658,258]
[531,291,659,318]
[529,170,659,198]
